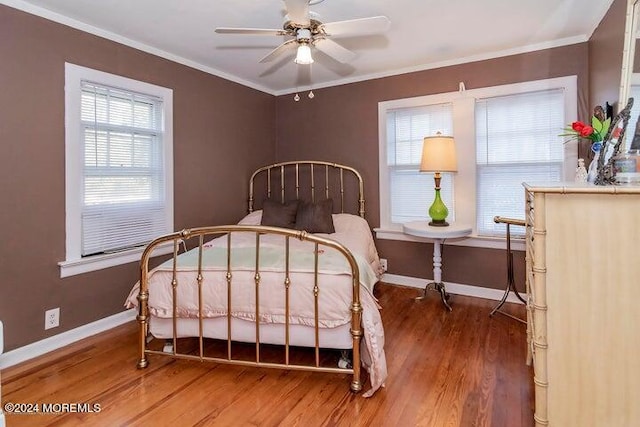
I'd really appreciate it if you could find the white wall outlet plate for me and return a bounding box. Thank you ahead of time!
[45,308,60,330]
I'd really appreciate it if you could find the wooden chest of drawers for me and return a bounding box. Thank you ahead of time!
[524,183,640,426]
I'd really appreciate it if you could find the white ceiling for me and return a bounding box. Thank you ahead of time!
[5,0,614,95]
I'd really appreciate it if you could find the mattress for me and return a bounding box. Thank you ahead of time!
[149,316,353,349]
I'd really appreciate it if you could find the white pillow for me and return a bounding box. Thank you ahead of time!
[332,213,370,234]
[330,214,381,270]
[238,210,262,225]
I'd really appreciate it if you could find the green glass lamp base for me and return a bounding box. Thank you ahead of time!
[428,187,449,227]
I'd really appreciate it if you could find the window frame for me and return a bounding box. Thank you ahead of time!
[60,63,174,277]
[377,76,577,249]
[385,102,456,225]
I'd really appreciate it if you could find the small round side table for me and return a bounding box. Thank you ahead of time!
[402,221,473,311]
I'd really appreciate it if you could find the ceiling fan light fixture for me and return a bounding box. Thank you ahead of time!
[294,43,314,64]
[216,3,389,69]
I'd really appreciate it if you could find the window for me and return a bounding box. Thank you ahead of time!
[385,103,454,224]
[476,90,565,236]
[378,76,577,246]
[61,63,173,277]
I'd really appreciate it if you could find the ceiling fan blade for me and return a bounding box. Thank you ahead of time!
[320,16,391,37]
[313,38,357,64]
[259,40,297,63]
[283,0,310,26]
[215,27,287,36]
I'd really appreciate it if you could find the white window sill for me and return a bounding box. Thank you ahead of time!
[374,228,526,251]
[58,242,176,278]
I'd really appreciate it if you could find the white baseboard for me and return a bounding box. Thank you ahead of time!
[0,309,136,370]
[382,273,524,304]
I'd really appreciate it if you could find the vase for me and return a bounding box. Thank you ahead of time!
[428,188,449,226]
[587,151,600,183]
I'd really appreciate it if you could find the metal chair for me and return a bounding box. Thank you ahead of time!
[490,216,526,323]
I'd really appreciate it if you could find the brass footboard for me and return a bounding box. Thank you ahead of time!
[136,225,363,393]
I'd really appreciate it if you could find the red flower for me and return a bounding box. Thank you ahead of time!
[579,125,594,137]
[571,121,586,132]
[561,114,610,144]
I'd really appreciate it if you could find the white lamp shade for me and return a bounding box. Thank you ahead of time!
[294,44,314,64]
[420,135,458,172]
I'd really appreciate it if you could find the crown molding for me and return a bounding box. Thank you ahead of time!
[273,35,589,95]
[0,0,276,95]
[3,0,598,97]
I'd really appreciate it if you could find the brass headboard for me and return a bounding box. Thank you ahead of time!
[249,161,365,218]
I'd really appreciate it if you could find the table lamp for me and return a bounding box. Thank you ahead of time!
[420,133,457,226]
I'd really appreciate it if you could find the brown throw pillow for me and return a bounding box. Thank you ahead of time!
[260,199,299,228]
[295,198,335,233]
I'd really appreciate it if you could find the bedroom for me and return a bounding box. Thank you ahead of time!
[1,0,638,425]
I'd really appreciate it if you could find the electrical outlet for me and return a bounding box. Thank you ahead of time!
[380,258,388,272]
[45,308,60,330]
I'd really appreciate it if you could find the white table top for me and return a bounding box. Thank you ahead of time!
[402,221,473,239]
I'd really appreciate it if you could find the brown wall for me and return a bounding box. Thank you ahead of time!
[275,44,589,291]
[0,5,275,351]
[1,3,612,352]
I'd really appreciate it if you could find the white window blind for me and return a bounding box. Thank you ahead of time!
[386,103,454,224]
[476,89,565,236]
[81,82,167,256]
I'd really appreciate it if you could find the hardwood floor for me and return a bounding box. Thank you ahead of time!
[2,283,534,426]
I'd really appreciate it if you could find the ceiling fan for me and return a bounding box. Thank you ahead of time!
[215,0,390,65]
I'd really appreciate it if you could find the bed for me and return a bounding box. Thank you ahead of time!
[125,161,387,396]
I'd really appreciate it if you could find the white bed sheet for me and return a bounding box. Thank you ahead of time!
[149,316,354,349]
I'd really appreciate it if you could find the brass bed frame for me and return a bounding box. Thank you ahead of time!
[136,161,368,392]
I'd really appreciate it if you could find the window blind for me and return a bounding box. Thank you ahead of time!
[81,81,166,256]
[475,89,565,236]
[386,103,454,224]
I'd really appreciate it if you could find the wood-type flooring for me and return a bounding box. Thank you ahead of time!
[2,283,533,426]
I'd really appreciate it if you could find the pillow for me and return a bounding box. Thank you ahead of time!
[331,213,381,274]
[295,198,335,233]
[260,199,299,228]
[237,210,262,225]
